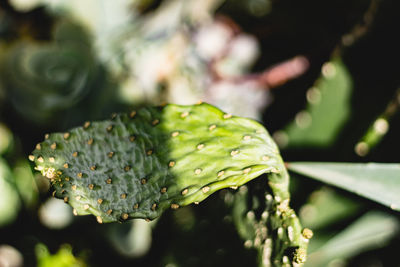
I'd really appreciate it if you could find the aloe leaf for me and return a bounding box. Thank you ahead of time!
[305,211,399,267]
[287,162,400,211]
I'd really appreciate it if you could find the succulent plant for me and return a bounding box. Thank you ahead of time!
[232,179,311,266]
[0,20,99,125]
[30,103,288,223]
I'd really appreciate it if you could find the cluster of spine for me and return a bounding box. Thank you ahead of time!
[30,103,285,223]
[233,176,311,267]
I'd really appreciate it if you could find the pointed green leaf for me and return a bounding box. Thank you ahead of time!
[288,162,400,211]
[305,211,399,267]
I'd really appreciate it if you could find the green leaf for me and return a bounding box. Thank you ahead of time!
[283,58,352,148]
[287,162,400,211]
[299,186,361,230]
[305,211,399,267]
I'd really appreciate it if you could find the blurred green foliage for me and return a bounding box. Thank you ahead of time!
[1,0,400,266]
[36,243,86,267]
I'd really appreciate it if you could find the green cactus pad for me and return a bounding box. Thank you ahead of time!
[31,103,287,223]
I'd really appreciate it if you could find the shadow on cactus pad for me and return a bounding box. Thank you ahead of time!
[30,103,309,265]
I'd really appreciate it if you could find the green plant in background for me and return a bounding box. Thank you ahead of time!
[36,243,86,267]
[31,103,309,266]
[0,20,101,125]
[1,0,400,266]
[0,158,21,227]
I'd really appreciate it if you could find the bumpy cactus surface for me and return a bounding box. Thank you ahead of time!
[232,178,310,266]
[31,103,288,224]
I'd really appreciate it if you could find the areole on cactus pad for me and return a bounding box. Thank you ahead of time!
[30,103,309,265]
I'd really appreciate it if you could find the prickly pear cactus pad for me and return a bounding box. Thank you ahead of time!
[30,103,288,223]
